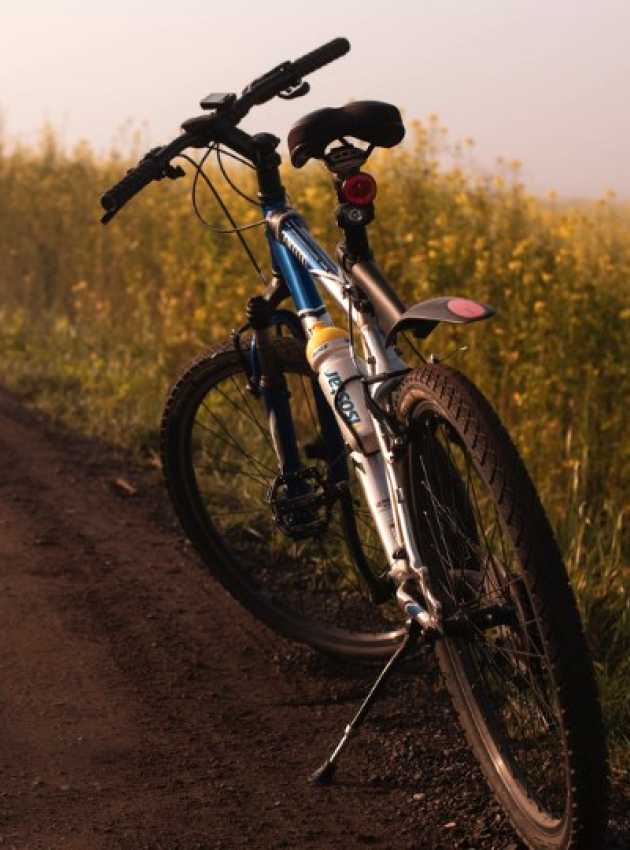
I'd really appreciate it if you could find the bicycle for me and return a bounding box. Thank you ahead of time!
[100,38,608,850]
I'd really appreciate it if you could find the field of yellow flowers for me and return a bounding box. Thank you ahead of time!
[0,122,628,770]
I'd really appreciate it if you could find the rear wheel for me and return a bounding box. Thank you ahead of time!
[161,334,403,659]
[396,363,608,850]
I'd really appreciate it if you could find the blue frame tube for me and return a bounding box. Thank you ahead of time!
[264,206,339,316]
[244,210,350,488]
[269,239,324,313]
[246,205,350,488]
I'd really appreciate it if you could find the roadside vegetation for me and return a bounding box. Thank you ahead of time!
[0,121,627,774]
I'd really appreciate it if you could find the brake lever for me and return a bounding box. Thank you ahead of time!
[241,61,291,97]
[99,155,184,225]
[162,163,185,180]
[138,148,185,181]
[278,80,310,100]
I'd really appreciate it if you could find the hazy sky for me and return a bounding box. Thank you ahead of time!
[2,0,629,198]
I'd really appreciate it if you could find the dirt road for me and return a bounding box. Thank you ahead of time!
[0,387,626,850]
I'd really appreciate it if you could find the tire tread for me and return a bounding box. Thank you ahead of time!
[396,363,608,850]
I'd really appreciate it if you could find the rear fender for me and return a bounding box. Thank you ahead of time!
[385,296,495,346]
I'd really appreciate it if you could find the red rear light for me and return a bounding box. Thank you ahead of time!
[341,172,377,205]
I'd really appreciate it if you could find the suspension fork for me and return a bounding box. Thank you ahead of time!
[245,303,344,479]
[247,299,303,483]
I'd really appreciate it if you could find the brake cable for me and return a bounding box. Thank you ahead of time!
[176,148,266,283]
[216,146,263,208]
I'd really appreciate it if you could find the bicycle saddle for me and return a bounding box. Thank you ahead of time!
[288,101,405,168]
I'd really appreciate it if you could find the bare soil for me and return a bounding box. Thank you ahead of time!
[0,386,626,850]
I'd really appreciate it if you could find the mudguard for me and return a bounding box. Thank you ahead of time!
[385,296,495,346]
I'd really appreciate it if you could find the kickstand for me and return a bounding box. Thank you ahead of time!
[309,618,422,785]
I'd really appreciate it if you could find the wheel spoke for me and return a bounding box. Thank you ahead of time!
[193,422,271,489]
[224,376,275,453]
[164,344,400,646]
[406,403,575,820]
[198,403,276,477]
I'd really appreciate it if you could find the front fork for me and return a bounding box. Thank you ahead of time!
[247,301,302,480]
[247,299,346,486]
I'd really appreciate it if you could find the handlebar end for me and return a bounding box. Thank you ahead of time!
[292,37,351,78]
[100,190,117,212]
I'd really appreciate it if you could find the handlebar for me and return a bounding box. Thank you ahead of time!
[238,37,350,112]
[100,137,191,222]
[292,37,350,80]
[100,37,350,223]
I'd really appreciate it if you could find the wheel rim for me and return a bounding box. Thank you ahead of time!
[409,406,569,826]
[181,354,404,647]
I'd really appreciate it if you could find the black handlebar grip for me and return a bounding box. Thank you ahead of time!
[292,37,350,78]
[100,158,160,214]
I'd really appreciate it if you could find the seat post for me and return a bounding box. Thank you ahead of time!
[337,201,373,263]
[323,144,376,265]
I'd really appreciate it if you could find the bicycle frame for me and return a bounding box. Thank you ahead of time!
[101,44,609,833]
[259,200,442,629]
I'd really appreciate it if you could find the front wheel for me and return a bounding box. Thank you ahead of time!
[396,364,608,850]
[161,334,404,659]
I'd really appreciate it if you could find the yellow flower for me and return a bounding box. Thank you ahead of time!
[555,224,572,239]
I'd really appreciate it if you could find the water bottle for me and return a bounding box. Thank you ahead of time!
[306,322,378,454]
